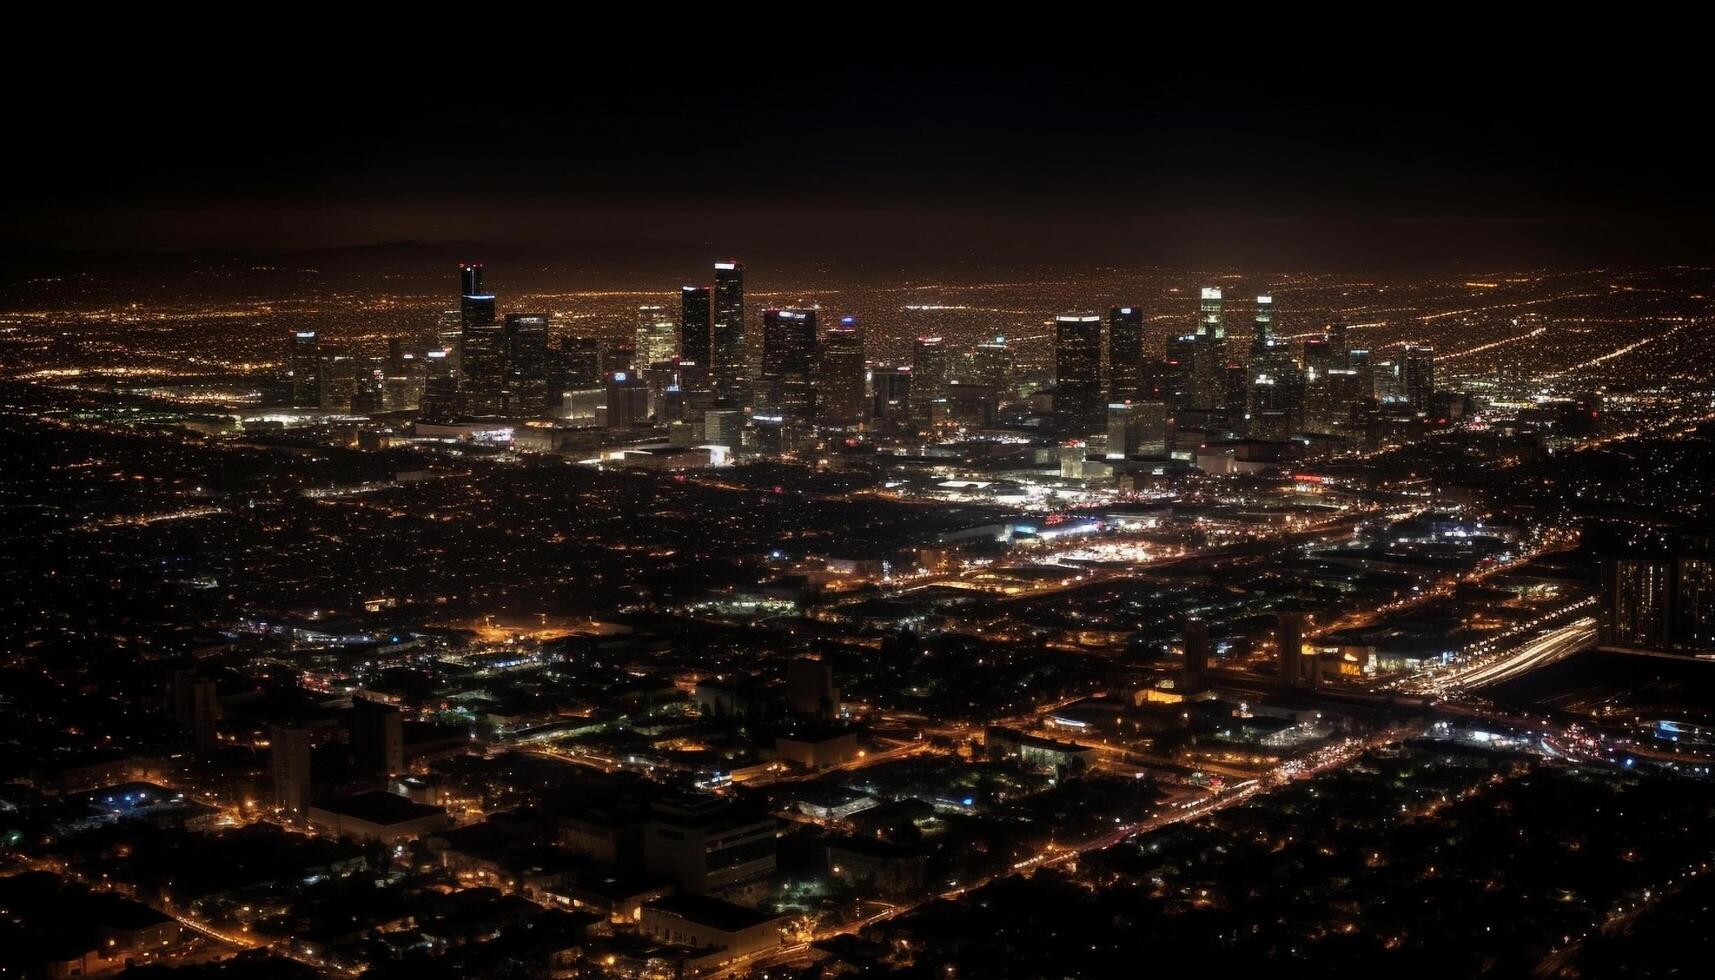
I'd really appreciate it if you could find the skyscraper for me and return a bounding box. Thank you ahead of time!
[504,313,552,416]
[318,349,357,413]
[1247,296,1301,427]
[820,316,866,426]
[271,724,313,819]
[1189,288,1226,411]
[972,337,1014,401]
[761,309,819,418]
[459,263,506,415]
[910,337,952,424]
[350,700,404,777]
[168,669,219,751]
[636,305,678,366]
[679,285,713,382]
[1106,402,1142,459]
[1053,313,1103,435]
[873,366,913,433]
[288,330,320,408]
[1403,345,1436,414]
[712,261,746,396]
[1108,306,1145,402]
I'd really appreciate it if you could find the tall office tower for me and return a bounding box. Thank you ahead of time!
[1182,618,1211,694]
[317,349,357,413]
[703,408,744,448]
[972,336,1014,400]
[1108,306,1146,402]
[1054,313,1103,435]
[503,313,551,415]
[872,366,913,433]
[435,309,464,382]
[288,330,321,408]
[350,700,404,777]
[421,348,458,416]
[1328,319,1351,370]
[712,261,746,396]
[1601,559,1674,650]
[1133,400,1169,455]
[1189,287,1227,411]
[1403,345,1436,414]
[678,285,713,382]
[1198,286,1225,339]
[1275,611,1310,688]
[786,657,839,718]
[555,337,604,391]
[604,342,637,377]
[820,315,866,425]
[1247,295,1300,421]
[459,263,505,415]
[1312,368,1364,435]
[605,370,650,429]
[382,339,424,412]
[1137,358,1175,403]
[167,669,219,750]
[1348,348,1375,401]
[636,305,678,366]
[1106,402,1142,459]
[910,337,952,422]
[351,359,385,414]
[271,724,314,819]
[1164,334,1197,408]
[760,308,819,418]
[1224,362,1250,418]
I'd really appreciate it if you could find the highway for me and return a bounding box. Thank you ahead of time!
[1396,617,1597,697]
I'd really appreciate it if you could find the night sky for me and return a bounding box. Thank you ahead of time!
[5,30,1707,274]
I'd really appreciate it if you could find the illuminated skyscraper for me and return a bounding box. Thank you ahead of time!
[1053,313,1103,435]
[1198,286,1225,341]
[972,337,1014,400]
[1189,287,1226,411]
[713,261,746,396]
[1247,296,1300,427]
[636,305,678,366]
[820,316,866,425]
[1108,306,1145,402]
[761,308,819,418]
[1602,559,1674,650]
[459,263,505,415]
[288,329,321,408]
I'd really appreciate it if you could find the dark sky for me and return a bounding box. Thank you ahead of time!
[5,27,1708,274]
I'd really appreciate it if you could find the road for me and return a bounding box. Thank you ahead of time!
[1395,617,1597,697]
